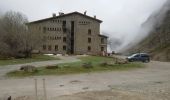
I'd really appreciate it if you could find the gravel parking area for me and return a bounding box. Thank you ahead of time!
[0,61,170,100]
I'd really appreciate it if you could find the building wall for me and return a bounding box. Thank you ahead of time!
[74,14,101,55]
[28,13,107,55]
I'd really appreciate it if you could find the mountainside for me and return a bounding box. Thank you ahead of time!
[128,1,170,61]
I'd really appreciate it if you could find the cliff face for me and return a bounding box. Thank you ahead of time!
[128,1,170,61]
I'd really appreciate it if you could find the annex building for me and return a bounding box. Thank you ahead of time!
[28,11,107,55]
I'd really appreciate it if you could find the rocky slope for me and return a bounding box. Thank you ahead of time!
[128,1,170,61]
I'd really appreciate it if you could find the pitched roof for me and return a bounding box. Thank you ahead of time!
[28,11,102,24]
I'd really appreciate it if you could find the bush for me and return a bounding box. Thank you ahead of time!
[99,62,108,67]
[82,62,93,68]
[46,65,59,69]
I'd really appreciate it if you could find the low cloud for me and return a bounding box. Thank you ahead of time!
[0,0,167,52]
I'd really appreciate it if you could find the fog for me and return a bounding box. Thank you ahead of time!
[0,0,167,52]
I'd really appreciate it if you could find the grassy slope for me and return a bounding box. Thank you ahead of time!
[0,54,59,66]
[7,56,144,77]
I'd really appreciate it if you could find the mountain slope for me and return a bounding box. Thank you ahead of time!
[128,1,170,61]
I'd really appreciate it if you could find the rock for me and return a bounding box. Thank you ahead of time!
[70,80,82,84]
[46,65,59,69]
[20,65,37,72]
[82,87,89,90]
[59,85,64,87]
[115,59,128,64]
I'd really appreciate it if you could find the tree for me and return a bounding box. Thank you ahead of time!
[0,11,42,58]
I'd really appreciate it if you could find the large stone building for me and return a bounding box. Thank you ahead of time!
[28,11,107,55]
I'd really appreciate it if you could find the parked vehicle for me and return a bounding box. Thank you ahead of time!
[126,53,150,63]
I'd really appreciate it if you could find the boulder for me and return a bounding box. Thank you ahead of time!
[115,59,128,64]
[46,65,59,69]
[20,65,37,72]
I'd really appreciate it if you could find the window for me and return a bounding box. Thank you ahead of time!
[63,37,66,42]
[134,54,140,57]
[63,45,66,51]
[57,37,61,39]
[62,20,66,27]
[101,38,104,44]
[88,38,91,43]
[62,21,66,33]
[55,45,58,51]
[43,27,46,33]
[48,45,52,51]
[141,54,149,58]
[88,29,91,35]
[39,26,41,30]
[43,45,46,50]
[88,46,91,51]
[63,28,67,32]
[101,47,104,51]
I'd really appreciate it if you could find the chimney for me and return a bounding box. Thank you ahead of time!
[84,11,87,15]
[59,12,64,16]
[94,15,96,19]
[52,13,56,17]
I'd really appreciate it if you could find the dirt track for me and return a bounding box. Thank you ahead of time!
[0,61,170,100]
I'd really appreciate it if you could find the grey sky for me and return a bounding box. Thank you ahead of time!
[0,0,167,51]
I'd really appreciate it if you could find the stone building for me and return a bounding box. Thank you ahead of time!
[28,11,107,55]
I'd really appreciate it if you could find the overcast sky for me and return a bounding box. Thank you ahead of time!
[0,0,167,51]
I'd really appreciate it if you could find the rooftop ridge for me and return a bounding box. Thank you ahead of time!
[28,11,102,24]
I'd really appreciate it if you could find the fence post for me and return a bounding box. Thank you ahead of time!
[43,78,47,100]
[34,79,38,100]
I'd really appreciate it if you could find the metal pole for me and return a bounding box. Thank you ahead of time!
[43,78,47,100]
[34,79,38,100]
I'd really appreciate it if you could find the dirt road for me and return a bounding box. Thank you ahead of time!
[0,61,170,100]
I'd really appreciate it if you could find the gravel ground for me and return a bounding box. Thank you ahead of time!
[0,61,170,100]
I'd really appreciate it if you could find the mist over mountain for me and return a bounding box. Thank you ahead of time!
[126,0,170,61]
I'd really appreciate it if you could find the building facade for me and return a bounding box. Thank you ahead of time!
[28,12,107,55]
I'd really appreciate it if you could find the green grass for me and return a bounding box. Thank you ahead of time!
[7,56,144,77]
[0,54,59,66]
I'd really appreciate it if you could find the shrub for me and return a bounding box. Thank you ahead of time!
[82,62,93,68]
[99,62,108,67]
